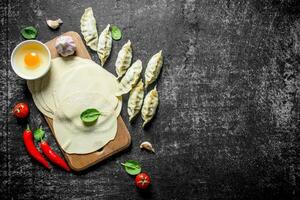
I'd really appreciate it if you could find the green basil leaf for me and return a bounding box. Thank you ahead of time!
[21,26,38,40]
[34,128,45,142]
[80,108,101,123]
[111,25,122,41]
[121,160,141,175]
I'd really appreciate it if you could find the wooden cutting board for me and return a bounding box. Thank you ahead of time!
[43,31,131,171]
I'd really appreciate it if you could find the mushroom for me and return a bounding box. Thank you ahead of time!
[47,18,63,29]
[140,141,155,153]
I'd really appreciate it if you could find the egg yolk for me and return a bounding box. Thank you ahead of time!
[24,52,40,67]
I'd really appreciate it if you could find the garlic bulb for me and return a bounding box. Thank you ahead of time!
[140,141,155,153]
[47,18,63,29]
[55,36,76,57]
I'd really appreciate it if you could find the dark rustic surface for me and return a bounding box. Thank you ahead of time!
[1,0,300,199]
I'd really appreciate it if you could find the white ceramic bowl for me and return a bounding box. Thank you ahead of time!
[11,40,51,80]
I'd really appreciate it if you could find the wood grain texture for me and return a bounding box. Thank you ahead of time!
[43,31,131,171]
[1,0,300,199]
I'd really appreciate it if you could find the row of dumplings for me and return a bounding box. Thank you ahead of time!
[116,43,163,127]
[80,7,163,127]
[80,7,112,66]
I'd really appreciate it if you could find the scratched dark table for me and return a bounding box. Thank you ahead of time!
[1,0,300,199]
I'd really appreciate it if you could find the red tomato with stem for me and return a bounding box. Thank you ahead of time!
[13,102,30,118]
[135,172,151,189]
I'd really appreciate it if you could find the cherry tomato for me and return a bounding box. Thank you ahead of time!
[135,172,151,189]
[13,102,30,118]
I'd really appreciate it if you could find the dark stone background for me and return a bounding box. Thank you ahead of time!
[1,0,300,199]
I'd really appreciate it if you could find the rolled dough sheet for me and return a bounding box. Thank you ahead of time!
[53,92,118,154]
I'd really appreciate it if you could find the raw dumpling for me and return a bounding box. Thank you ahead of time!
[97,24,112,66]
[116,59,142,96]
[141,86,159,127]
[80,7,98,51]
[127,80,144,122]
[115,40,132,78]
[144,50,163,88]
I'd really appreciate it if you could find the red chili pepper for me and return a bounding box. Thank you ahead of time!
[23,125,51,170]
[39,140,71,172]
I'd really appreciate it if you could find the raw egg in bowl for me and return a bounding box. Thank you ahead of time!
[11,40,51,80]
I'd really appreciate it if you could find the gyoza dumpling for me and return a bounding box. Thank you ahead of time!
[127,80,144,122]
[97,24,112,66]
[144,50,163,88]
[115,40,132,78]
[141,86,159,127]
[116,59,142,96]
[80,7,98,51]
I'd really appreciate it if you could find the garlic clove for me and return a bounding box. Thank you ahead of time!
[55,35,76,57]
[140,141,155,153]
[47,18,63,29]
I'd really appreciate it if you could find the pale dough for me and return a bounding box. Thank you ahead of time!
[53,59,122,116]
[27,56,122,118]
[53,92,117,154]
[40,56,89,113]
[27,79,54,118]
